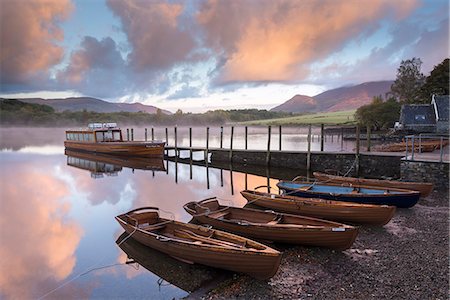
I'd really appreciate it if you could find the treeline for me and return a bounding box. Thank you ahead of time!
[355,57,449,130]
[0,99,293,126]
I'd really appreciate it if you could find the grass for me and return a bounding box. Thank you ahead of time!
[239,110,357,126]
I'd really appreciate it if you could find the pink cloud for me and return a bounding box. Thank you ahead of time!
[0,166,83,299]
[0,0,73,85]
[197,0,419,84]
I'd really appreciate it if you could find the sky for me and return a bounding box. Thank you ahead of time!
[0,0,448,113]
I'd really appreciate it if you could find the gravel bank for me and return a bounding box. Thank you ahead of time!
[201,189,449,300]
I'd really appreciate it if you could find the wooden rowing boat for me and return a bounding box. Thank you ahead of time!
[183,198,358,250]
[373,140,448,152]
[240,190,396,225]
[276,180,420,208]
[65,122,165,157]
[115,207,281,279]
[116,232,224,293]
[313,172,433,197]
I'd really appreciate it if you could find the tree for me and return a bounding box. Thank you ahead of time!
[419,58,449,100]
[390,57,426,104]
[355,96,401,130]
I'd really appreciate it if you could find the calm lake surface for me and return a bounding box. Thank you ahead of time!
[0,126,365,299]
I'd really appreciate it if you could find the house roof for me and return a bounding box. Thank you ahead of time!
[432,95,449,121]
[399,104,436,125]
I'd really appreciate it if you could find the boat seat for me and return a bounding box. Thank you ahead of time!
[267,215,283,225]
[351,187,360,194]
[212,211,230,219]
[299,186,312,191]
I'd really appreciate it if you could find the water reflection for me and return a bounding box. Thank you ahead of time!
[65,150,165,179]
[1,128,300,299]
[116,232,227,294]
[0,154,83,299]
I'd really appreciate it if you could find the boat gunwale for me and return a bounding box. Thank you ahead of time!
[276,180,420,198]
[184,198,356,231]
[115,213,280,256]
[240,190,395,209]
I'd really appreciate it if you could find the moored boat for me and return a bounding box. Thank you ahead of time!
[313,172,433,197]
[240,190,396,225]
[184,198,358,250]
[276,180,420,208]
[65,123,165,157]
[115,207,281,279]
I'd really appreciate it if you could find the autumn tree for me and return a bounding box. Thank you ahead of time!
[355,96,401,130]
[390,57,426,104]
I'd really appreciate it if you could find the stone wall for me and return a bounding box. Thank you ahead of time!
[400,160,449,190]
[211,150,402,178]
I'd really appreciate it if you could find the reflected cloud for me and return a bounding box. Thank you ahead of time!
[0,160,83,299]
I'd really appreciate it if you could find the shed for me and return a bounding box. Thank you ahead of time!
[431,95,449,133]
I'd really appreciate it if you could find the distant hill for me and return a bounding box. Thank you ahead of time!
[271,81,393,113]
[15,97,172,114]
[271,95,317,113]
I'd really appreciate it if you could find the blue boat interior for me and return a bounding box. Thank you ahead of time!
[279,182,404,195]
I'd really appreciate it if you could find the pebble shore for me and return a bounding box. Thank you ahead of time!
[200,189,449,299]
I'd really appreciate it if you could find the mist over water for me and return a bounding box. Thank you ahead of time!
[0,126,368,299]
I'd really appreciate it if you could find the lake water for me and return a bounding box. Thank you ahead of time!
[0,126,366,299]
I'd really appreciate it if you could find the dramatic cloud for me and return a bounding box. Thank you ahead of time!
[106,0,196,72]
[197,0,419,84]
[57,36,129,98]
[0,0,72,87]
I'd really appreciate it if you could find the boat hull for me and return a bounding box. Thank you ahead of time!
[116,213,281,279]
[276,181,420,208]
[185,202,358,250]
[241,190,396,225]
[64,140,165,157]
[313,172,433,197]
[65,149,165,171]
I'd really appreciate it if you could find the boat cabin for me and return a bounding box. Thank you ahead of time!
[66,123,123,143]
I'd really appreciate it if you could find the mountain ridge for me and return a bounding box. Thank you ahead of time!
[13,97,172,114]
[271,80,393,113]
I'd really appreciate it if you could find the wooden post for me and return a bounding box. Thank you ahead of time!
[165,128,168,146]
[340,127,344,150]
[356,125,360,155]
[279,125,282,151]
[320,123,324,151]
[145,128,148,141]
[174,126,178,155]
[131,128,134,141]
[367,126,371,152]
[229,126,234,161]
[206,165,210,189]
[245,126,248,150]
[356,125,360,176]
[220,126,223,149]
[307,124,312,171]
[266,125,271,165]
[205,127,209,162]
[151,128,154,141]
[189,127,192,161]
[127,128,130,141]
